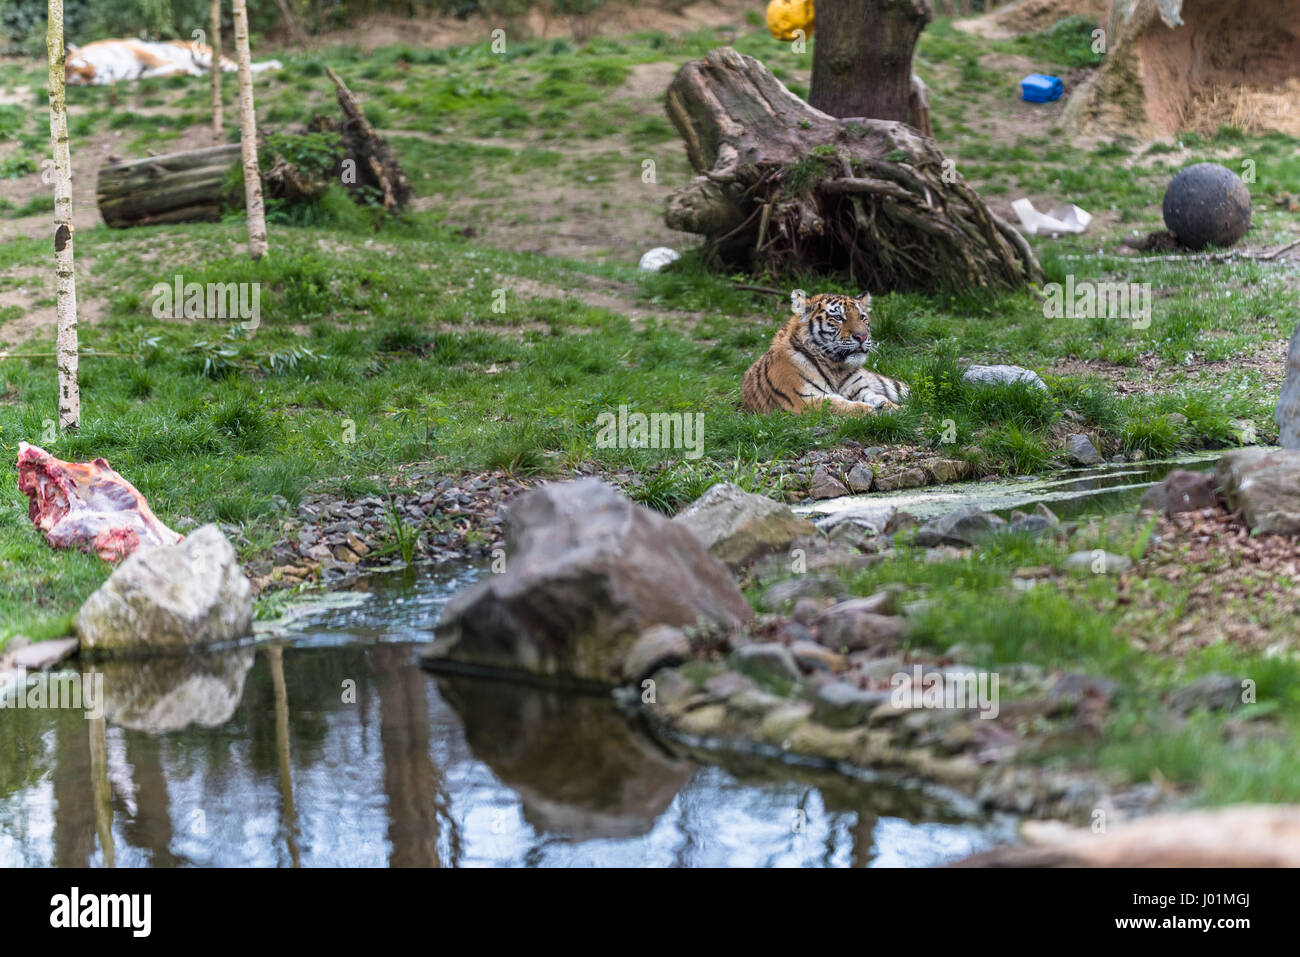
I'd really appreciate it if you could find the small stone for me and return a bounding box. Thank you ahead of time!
[925,458,971,484]
[852,653,905,682]
[812,681,892,728]
[815,596,908,652]
[809,466,849,500]
[1063,550,1133,575]
[791,596,833,624]
[845,464,874,493]
[1065,433,1103,466]
[1009,514,1057,537]
[1033,502,1060,524]
[913,505,1007,546]
[333,544,362,564]
[873,467,928,492]
[732,643,801,686]
[790,640,847,674]
[760,575,848,612]
[7,637,78,671]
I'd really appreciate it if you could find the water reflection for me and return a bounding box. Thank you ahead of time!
[0,570,1012,867]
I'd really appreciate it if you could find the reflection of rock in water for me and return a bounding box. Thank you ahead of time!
[100,648,255,733]
[437,676,693,841]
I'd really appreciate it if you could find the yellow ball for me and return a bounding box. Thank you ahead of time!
[766,0,815,42]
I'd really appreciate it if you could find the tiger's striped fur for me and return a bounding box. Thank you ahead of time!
[741,292,909,415]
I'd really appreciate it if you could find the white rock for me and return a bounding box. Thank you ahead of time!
[638,246,681,271]
[963,364,1048,391]
[77,524,254,654]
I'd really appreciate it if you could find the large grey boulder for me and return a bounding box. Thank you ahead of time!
[77,524,253,655]
[672,482,814,571]
[1215,448,1300,535]
[1276,322,1300,450]
[423,480,753,686]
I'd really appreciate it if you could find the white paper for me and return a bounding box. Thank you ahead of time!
[1011,198,1092,236]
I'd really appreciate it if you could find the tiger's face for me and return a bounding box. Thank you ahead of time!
[795,292,874,366]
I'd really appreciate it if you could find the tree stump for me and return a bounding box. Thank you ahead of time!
[664,48,1041,292]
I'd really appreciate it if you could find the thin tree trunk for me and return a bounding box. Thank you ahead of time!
[810,0,932,124]
[47,0,79,431]
[232,0,268,260]
[274,0,311,47]
[210,0,223,144]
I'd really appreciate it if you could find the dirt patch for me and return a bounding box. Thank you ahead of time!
[1049,343,1288,396]
[957,0,1111,39]
[1137,504,1300,655]
[301,0,755,54]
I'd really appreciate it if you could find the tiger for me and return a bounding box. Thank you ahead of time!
[64,39,282,86]
[741,291,909,415]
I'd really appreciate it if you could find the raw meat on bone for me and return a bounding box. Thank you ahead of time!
[16,442,182,562]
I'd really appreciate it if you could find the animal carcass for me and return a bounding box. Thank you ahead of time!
[16,442,182,562]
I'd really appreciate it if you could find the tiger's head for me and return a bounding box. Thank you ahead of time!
[792,291,874,366]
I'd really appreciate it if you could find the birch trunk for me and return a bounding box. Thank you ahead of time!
[210,0,223,144]
[47,0,80,431]
[232,0,268,260]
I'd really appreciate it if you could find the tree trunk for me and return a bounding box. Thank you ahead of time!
[46,0,79,431]
[97,144,241,227]
[210,0,223,144]
[274,0,311,47]
[664,48,1039,292]
[232,0,268,260]
[811,0,932,130]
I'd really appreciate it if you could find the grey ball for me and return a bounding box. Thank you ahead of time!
[1162,162,1251,250]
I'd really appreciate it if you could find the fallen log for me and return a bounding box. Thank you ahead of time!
[96,143,240,228]
[664,48,1041,293]
[96,67,412,228]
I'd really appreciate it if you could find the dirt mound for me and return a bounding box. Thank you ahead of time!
[1065,0,1300,139]
[957,0,1111,39]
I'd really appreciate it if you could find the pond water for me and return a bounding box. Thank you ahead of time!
[0,566,1014,868]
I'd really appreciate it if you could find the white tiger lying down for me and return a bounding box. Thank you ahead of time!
[65,39,283,86]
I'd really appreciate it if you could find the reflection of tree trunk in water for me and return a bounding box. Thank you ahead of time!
[371,645,447,867]
[268,645,301,867]
[89,716,114,867]
[53,715,96,866]
[850,811,878,868]
[122,731,179,866]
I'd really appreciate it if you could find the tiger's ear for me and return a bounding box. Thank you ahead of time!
[856,291,873,315]
[790,289,809,316]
